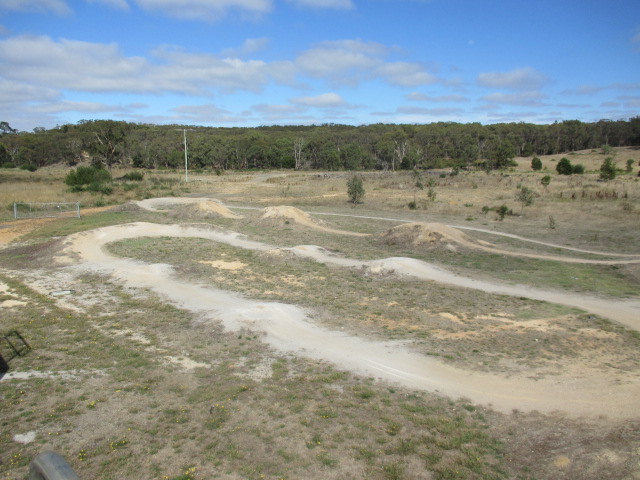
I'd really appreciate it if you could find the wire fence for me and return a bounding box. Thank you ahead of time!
[13,202,80,219]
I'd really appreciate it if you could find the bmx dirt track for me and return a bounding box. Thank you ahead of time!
[50,197,640,420]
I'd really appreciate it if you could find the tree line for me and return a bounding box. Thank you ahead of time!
[1,118,639,172]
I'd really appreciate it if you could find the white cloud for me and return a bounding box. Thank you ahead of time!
[0,78,59,107]
[27,100,139,114]
[296,39,436,87]
[486,111,543,122]
[618,95,640,108]
[477,67,549,90]
[252,103,306,121]
[169,103,249,124]
[134,0,272,22]
[172,103,232,115]
[221,37,270,57]
[0,0,71,14]
[396,106,464,116]
[296,39,383,82]
[86,0,130,10]
[0,36,272,95]
[406,92,468,102]
[574,84,604,95]
[481,91,548,106]
[152,47,269,93]
[375,62,437,87]
[286,0,354,9]
[290,92,346,108]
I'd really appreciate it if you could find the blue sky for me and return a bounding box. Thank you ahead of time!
[1,0,638,131]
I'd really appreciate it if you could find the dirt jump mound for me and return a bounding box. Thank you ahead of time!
[259,206,369,237]
[380,222,478,250]
[168,200,243,219]
[111,201,146,213]
[259,206,322,227]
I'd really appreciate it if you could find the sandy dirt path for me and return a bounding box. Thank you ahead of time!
[57,222,640,419]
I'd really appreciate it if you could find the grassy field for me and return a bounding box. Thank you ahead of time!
[1,147,640,480]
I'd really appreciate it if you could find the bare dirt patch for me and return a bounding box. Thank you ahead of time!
[167,199,243,219]
[260,205,368,236]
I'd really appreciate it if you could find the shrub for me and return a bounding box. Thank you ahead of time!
[20,164,38,172]
[1,162,16,168]
[531,157,542,171]
[556,158,573,175]
[122,171,144,181]
[497,205,509,221]
[65,165,112,193]
[599,157,616,181]
[572,164,585,174]
[347,175,365,204]
[541,175,551,188]
[626,159,633,173]
[515,186,534,214]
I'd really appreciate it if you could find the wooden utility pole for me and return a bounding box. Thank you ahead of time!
[176,128,195,182]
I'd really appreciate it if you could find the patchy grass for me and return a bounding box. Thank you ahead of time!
[0,273,508,480]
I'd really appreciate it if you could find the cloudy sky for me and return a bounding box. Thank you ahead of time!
[1,0,639,131]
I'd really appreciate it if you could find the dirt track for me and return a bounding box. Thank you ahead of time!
[55,220,640,419]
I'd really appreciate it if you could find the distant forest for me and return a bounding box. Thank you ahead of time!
[1,118,639,172]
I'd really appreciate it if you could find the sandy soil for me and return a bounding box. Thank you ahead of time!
[260,205,368,236]
[134,198,242,218]
[54,221,640,419]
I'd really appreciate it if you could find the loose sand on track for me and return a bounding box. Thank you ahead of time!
[55,221,640,419]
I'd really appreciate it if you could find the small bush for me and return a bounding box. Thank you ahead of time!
[531,157,542,171]
[66,165,113,194]
[122,171,144,181]
[347,175,365,204]
[572,164,585,174]
[541,175,551,188]
[626,159,633,173]
[20,164,38,172]
[1,162,16,168]
[66,166,112,187]
[599,157,616,181]
[556,158,573,175]
[497,205,509,221]
[87,182,113,195]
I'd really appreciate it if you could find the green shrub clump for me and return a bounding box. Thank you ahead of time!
[347,175,365,204]
[122,171,144,181]
[65,166,112,193]
[531,157,542,171]
[556,157,573,175]
[571,164,585,174]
